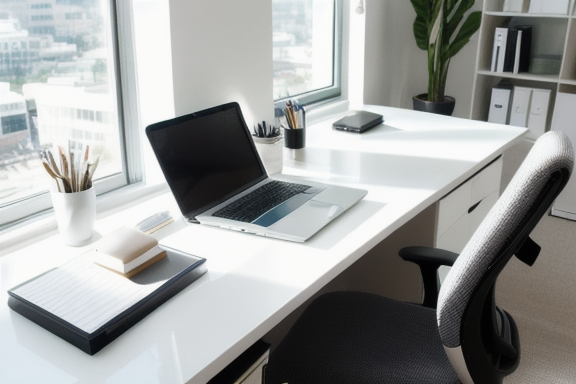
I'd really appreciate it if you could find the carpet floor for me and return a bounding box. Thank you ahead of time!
[498,213,576,384]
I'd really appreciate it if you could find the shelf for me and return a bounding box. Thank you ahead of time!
[485,11,572,19]
[476,70,561,84]
[470,0,576,132]
[559,79,576,86]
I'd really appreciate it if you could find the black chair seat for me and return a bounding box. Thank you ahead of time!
[265,291,460,384]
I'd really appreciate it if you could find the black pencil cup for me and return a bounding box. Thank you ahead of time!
[284,128,305,149]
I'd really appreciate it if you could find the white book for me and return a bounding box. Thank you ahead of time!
[93,226,167,276]
[491,28,508,72]
[95,244,166,274]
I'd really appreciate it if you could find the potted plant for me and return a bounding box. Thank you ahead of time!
[411,0,482,116]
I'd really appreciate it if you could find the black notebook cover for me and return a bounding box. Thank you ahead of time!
[8,245,207,355]
[503,28,519,73]
[515,25,532,73]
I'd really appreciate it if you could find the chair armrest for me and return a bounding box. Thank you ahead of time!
[399,246,459,266]
[399,246,459,309]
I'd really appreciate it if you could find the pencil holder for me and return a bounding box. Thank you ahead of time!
[50,185,96,246]
[253,136,283,174]
[284,128,305,149]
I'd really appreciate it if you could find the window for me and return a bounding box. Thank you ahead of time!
[31,15,54,21]
[272,0,342,105]
[31,4,52,9]
[0,1,139,227]
[65,13,83,20]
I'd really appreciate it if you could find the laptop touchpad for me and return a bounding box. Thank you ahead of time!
[252,190,321,227]
[267,200,344,238]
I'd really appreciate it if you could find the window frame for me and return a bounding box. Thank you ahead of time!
[0,0,142,229]
[273,0,343,107]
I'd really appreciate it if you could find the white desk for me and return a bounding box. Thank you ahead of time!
[0,106,526,384]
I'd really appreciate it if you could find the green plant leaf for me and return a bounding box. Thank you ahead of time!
[410,0,431,20]
[446,11,481,58]
[411,0,431,50]
[446,0,463,24]
[444,13,463,41]
[447,0,475,21]
[413,16,429,50]
[445,0,475,39]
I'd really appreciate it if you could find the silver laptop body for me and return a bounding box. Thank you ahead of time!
[146,102,366,242]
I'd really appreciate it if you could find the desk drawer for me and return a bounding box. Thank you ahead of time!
[436,157,503,253]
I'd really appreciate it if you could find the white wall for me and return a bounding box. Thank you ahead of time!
[168,0,274,127]
[162,0,482,123]
[363,0,482,119]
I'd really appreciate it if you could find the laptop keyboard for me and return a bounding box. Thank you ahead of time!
[213,180,310,223]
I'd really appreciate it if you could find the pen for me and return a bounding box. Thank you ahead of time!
[283,99,304,129]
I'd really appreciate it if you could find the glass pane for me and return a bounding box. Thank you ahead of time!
[0,0,122,207]
[272,0,335,100]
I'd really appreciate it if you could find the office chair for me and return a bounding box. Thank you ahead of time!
[264,131,573,384]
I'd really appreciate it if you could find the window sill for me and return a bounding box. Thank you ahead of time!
[0,181,169,257]
[305,98,349,126]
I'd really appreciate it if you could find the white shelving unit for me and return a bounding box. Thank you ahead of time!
[470,0,576,220]
[470,0,576,131]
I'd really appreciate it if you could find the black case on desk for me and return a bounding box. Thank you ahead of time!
[8,246,207,355]
[332,110,384,133]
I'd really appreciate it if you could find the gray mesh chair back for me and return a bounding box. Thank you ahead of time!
[438,131,574,383]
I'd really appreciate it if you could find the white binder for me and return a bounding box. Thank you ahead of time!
[491,28,508,72]
[544,0,570,14]
[509,86,532,128]
[526,89,551,139]
[529,0,569,14]
[488,88,511,125]
[503,0,525,12]
[528,0,543,13]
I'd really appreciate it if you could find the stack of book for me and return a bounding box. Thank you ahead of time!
[490,25,532,74]
[94,226,167,278]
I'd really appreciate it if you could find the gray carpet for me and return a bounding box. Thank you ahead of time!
[498,213,576,384]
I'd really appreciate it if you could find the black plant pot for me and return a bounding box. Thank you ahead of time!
[413,93,456,116]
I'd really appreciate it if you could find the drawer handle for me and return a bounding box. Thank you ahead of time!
[468,199,483,214]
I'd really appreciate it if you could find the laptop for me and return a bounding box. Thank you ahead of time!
[146,102,367,242]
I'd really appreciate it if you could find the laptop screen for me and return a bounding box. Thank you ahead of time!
[146,102,267,221]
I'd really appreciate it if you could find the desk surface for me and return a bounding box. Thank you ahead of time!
[0,106,526,384]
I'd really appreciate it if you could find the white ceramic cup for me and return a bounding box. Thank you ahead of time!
[50,186,96,246]
[253,136,284,175]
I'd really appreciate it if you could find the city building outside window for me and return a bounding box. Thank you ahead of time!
[272,0,342,106]
[1,0,341,229]
[0,0,134,227]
